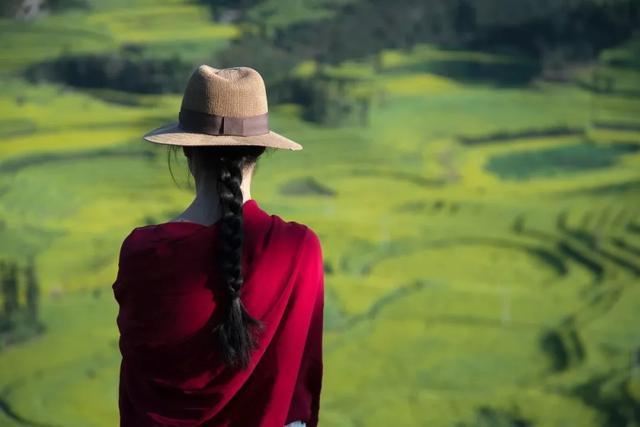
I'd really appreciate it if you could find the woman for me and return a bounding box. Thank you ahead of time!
[112,66,324,427]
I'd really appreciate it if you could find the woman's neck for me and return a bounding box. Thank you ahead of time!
[172,168,253,225]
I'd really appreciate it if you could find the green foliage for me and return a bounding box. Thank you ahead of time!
[245,0,354,36]
[25,256,40,324]
[47,0,90,12]
[0,258,44,349]
[455,406,530,427]
[485,141,640,180]
[257,0,640,65]
[1,261,19,317]
[25,44,195,94]
[293,75,372,126]
[210,0,638,127]
[215,36,297,91]
[199,0,262,9]
[0,0,20,17]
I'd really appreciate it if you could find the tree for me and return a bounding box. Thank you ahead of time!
[24,256,40,325]
[2,261,19,317]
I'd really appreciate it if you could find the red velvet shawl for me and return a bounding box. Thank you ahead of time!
[112,199,324,426]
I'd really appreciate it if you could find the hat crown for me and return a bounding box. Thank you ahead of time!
[180,65,268,118]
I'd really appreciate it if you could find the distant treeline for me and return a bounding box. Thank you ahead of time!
[209,0,640,123]
[208,0,640,63]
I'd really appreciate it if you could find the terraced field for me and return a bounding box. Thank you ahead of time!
[0,2,639,426]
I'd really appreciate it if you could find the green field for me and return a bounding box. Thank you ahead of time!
[1,1,639,426]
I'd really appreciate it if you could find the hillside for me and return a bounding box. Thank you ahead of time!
[0,0,639,426]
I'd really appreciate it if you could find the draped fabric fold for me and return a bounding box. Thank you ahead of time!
[112,199,324,427]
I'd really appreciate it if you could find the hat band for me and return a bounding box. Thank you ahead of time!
[179,108,269,137]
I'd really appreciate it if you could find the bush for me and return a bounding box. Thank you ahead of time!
[26,45,195,94]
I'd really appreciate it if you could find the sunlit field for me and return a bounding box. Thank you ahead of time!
[1,1,639,426]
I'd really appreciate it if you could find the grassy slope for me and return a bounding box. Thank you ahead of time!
[1,2,639,426]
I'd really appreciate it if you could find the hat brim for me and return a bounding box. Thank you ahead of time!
[143,122,303,151]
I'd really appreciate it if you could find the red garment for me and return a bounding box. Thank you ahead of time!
[112,199,324,427]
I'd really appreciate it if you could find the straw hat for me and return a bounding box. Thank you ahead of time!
[143,65,303,150]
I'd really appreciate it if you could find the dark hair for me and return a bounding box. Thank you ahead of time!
[168,144,269,369]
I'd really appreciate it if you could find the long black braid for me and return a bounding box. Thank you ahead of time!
[168,144,268,369]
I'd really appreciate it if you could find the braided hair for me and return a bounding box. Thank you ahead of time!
[168,144,268,369]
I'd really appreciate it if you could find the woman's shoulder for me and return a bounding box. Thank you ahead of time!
[115,226,156,262]
[268,213,321,250]
[270,216,323,264]
[116,223,184,260]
